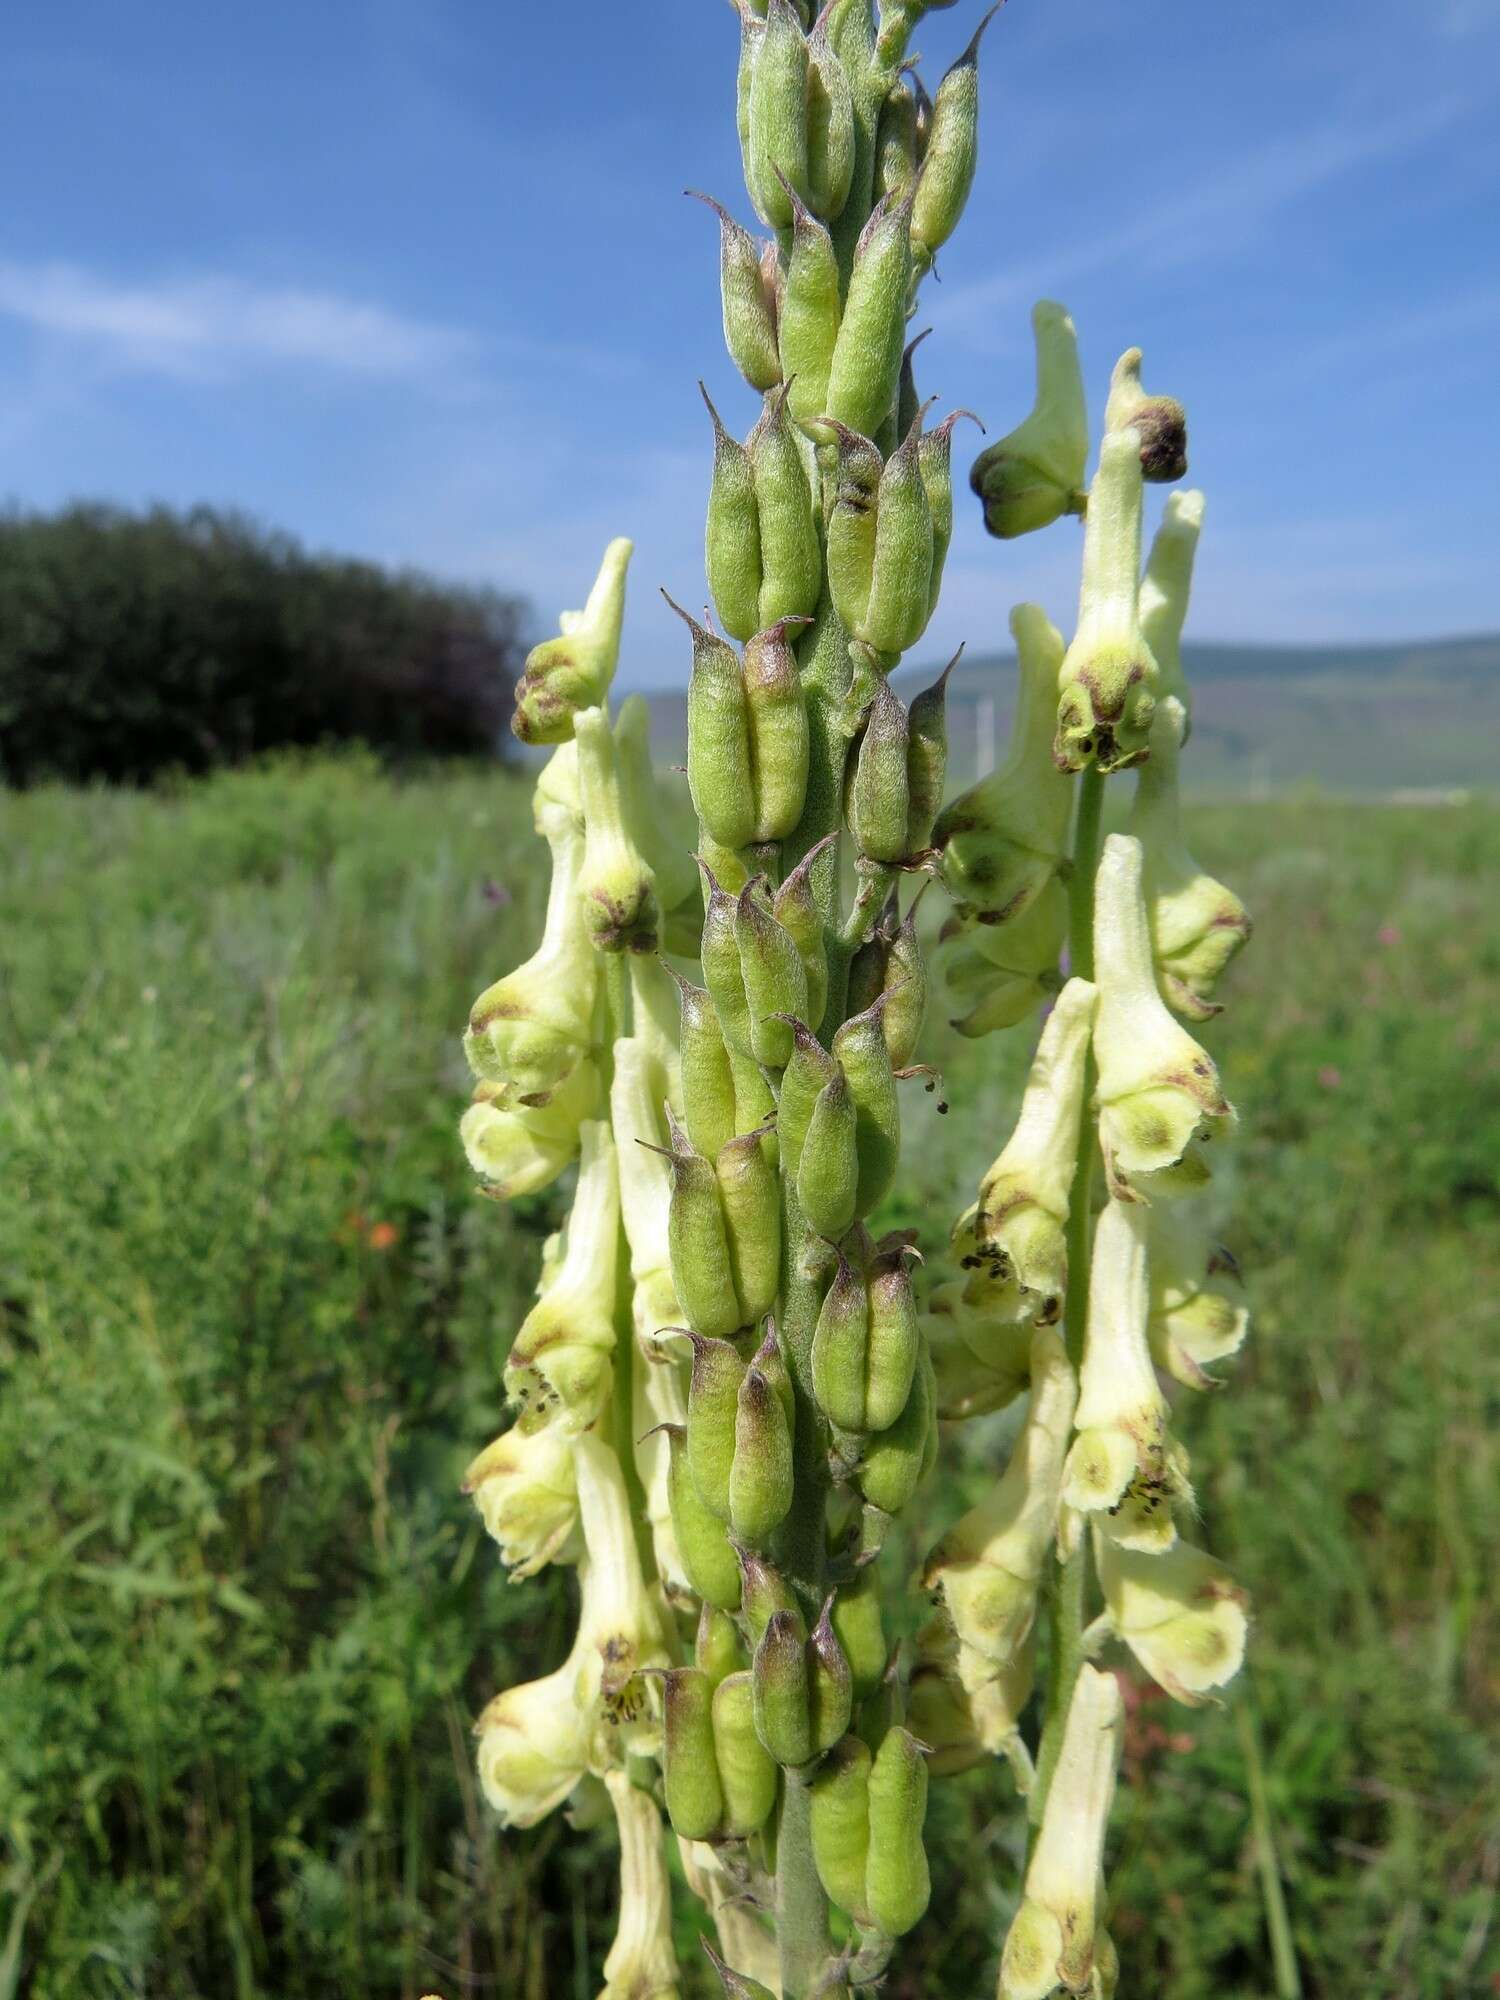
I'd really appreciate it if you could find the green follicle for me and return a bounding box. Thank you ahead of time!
[696,1601,748,1686]
[753,1607,816,1765]
[863,1726,931,1939]
[823,418,884,635]
[772,831,836,1027]
[862,410,935,657]
[847,675,911,864]
[825,189,914,442]
[809,1733,873,1921]
[853,1337,934,1514]
[864,1246,920,1431]
[874,72,921,199]
[918,411,982,623]
[806,4,856,218]
[666,963,739,1161]
[662,1423,744,1611]
[798,1067,861,1241]
[830,991,901,1217]
[744,615,813,840]
[776,172,842,437]
[689,189,782,394]
[904,645,961,855]
[808,1594,855,1751]
[751,383,824,628]
[661,1666,726,1840]
[731,1358,795,1545]
[775,1015,839,1181]
[700,383,764,643]
[749,0,812,229]
[736,1542,800,1644]
[685,1329,750,1518]
[736,875,809,1067]
[717,1122,783,1327]
[660,1107,746,1342]
[897,324,932,440]
[666,586,758,850]
[698,857,757,1057]
[910,2,1001,268]
[711,1670,780,1836]
[704,1939,778,2000]
[829,1562,887,1698]
[811,1248,872,1429]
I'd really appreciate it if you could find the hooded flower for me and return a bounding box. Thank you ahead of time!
[1095,1534,1248,1706]
[1054,430,1158,774]
[462,1418,581,1579]
[968,301,1089,539]
[571,1434,673,1743]
[924,1277,1035,1420]
[970,979,1098,1318]
[460,1056,604,1201]
[941,874,1069,1039]
[512,537,632,745]
[1092,833,1235,1201]
[600,1770,682,2000]
[1128,700,1250,1022]
[997,1664,1122,2000]
[611,1032,685,1336]
[1061,1200,1191,1552]
[923,1327,1077,1666]
[575,704,659,955]
[475,1633,595,1827]
[1145,1202,1249,1389]
[504,1120,620,1429]
[1138,490,1204,725]
[908,1615,1035,1791]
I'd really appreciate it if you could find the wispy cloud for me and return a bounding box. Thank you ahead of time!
[0,260,476,381]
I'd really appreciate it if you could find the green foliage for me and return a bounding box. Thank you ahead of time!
[0,504,525,784]
[1,762,1495,1996]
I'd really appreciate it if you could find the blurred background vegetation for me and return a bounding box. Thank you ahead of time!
[2,742,1496,1998]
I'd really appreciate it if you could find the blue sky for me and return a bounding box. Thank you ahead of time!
[1,0,1497,688]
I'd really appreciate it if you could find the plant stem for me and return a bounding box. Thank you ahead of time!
[775,1769,830,1999]
[1029,767,1104,1825]
[1237,1697,1303,1999]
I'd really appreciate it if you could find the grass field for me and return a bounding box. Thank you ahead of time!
[2,754,1496,1999]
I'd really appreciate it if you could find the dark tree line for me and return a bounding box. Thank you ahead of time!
[0,503,525,784]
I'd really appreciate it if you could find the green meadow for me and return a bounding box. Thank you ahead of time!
[2,755,1495,1998]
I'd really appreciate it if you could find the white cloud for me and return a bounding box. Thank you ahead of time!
[0,259,476,381]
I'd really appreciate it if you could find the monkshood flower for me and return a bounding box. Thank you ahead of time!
[1092,833,1235,1201]
[923,1326,1077,1665]
[1094,1534,1248,1706]
[1054,430,1158,774]
[1138,490,1205,725]
[1128,698,1251,1021]
[969,302,1088,539]
[1103,345,1187,484]
[462,1418,581,1579]
[504,1119,619,1429]
[575,704,659,955]
[571,1433,673,1740]
[997,1664,1122,2000]
[908,1615,1036,1791]
[611,1029,684,1337]
[460,1056,603,1201]
[475,1625,595,1826]
[600,1769,682,2000]
[1061,1200,1192,1553]
[1146,1201,1249,1390]
[940,875,1068,1038]
[923,1275,1035,1420]
[512,537,632,745]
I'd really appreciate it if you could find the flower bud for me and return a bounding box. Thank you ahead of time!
[1139,488,1204,724]
[811,1250,871,1431]
[730,1354,795,1546]
[1054,432,1159,774]
[910,4,998,265]
[662,1423,742,1611]
[1146,1204,1248,1389]
[717,1125,782,1329]
[743,615,812,840]
[665,1114,744,1342]
[935,604,1074,924]
[685,1329,747,1522]
[1096,1535,1248,1705]
[831,1564,888,1699]
[864,1726,931,1938]
[1105,345,1188,483]
[826,191,915,442]
[866,1247,922,1431]
[905,647,960,857]
[772,834,833,1030]
[699,859,756,1059]
[862,415,934,659]
[798,1067,861,1241]
[601,1769,681,2000]
[475,1647,592,1826]
[701,384,764,644]
[847,675,912,864]
[752,1607,815,1766]
[689,190,781,394]
[973,977,1098,1318]
[923,1325,1075,1667]
[824,420,884,636]
[1093,833,1235,1199]
[832,994,902,1217]
[505,1121,619,1429]
[462,1419,580,1579]
[460,1057,602,1200]
[856,1337,935,1514]
[806,12,855,217]
[751,385,823,629]
[809,1595,855,1752]
[736,876,808,1068]
[941,877,1067,1039]
[574,705,659,954]
[777,176,841,434]
[512,538,632,744]
[668,966,738,1163]
[1129,698,1250,1020]
[668,584,757,851]
[748,0,810,228]
[661,1666,726,1840]
[969,303,1087,540]
[997,1664,1120,1999]
[810,1733,872,1921]
[876,75,920,199]
[712,1669,780,1835]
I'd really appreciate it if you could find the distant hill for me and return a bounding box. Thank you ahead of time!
[641,633,1500,797]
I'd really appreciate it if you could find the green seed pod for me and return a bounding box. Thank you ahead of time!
[750,386,822,629]
[717,1125,782,1328]
[666,1113,743,1342]
[831,1566,887,1699]
[826,191,914,442]
[687,1330,750,1519]
[855,1646,904,1755]
[734,0,764,202]
[897,326,932,446]
[875,75,920,198]
[910,64,935,155]
[666,586,757,850]
[776,1016,838,1182]
[809,1733,872,1922]
[699,860,756,1058]
[661,1666,725,1840]
[663,1423,743,1612]
[729,1048,778,1162]
[832,994,901,1217]
[847,676,911,864]
[752,1608,815,1766]
[772,832,834,1031]
[863,415,934,657]
[865,1249,920,1431]
[809,1596,855,1752]
[730,1358,795,1546]
[748,0,810,229]
[881,897,927,1068]
[698,1602,748,1688]
[743,616,811,841]
[824,421,884,637]
[711,1671,779,1837]
[1105,345,1189,484]
[777,176,841,434]
[667,966,738,1162]
[736,877,808,1069]
[856,1334,932,1513]
[918,409,981,624]
[811,1250,870,1430]
[701,383,764,644]
[805,8,855,218]
[864,1726,930,1937]
[910,5,998,265]
[689,190,781,394]
[736,1545,798,1645]
[798,1068,860,1241]
[904,646,959,855]
[751,1316,796,1430]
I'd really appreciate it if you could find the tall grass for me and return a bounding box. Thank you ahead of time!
[1,756,1495,1997]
